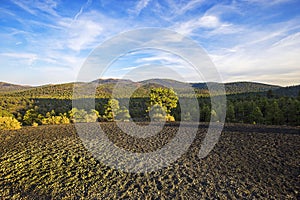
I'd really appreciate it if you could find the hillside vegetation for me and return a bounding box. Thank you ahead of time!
[0,79,290,98]
[0,82,31,93]
[0,79,299,129]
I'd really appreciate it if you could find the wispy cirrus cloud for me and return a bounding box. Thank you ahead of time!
[155,0,207,20]
[103,49,203,82]
[129,0,151,16]
[135,52,187,65]
[172,3,241,36]
[59,14,104,52]
[10,0,59,17]
[174,15,228,35]
[0,52,37,65]
[166,1,300,85]
[241,0,295,6]
[1,0,300,85]
[73,0,93,21]
[210,28,300,85]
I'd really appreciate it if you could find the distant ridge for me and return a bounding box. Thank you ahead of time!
[272,85,300,97]
[0,79,298,98]
[92,78,135,85]
[223,82,281,94]
[0,82,32,92]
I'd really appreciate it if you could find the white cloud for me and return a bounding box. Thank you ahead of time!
[271,32,300,48]
[198,15,220,28]
[0,7,16,17]
[134,51,194,70]
[242,0,294,6]
[10,0,36,15]
[0,52,37,65]
[27,19,63,30]
[210,30,300,86]
[175,15,229,35]
[172,0,205,16]
[62,18,103,51]
[106,64,199,83]
[34,0,59,16]
[120,66,139,71]
[129,0,151,16]
[1,2,127,85]
[56,10,123,52]
[104,50,204,82]
[10,0,59,17]
[158,0,206,20]
[172,2,243,36]
[168,2,300,86]
[2,0,300,86]
[73,0,93,21]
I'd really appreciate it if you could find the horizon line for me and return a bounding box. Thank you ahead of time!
[1,78,300,88]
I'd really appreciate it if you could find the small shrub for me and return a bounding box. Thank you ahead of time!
[165,114,175,122]
[60,114,70,124]
[115,106,131,122]
[86,110,99,122]
[42,113,70,125]
[182,112,192,121]
[149,104,166,122]
[0,117,22,130]
[32,122,39,127]
[152,113,166,122]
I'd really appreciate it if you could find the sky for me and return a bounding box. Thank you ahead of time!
[0,0,300,86]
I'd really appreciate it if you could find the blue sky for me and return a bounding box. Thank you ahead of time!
[0,0,300,86]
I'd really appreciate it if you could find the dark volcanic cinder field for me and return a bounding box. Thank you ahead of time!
[0,123,299,199]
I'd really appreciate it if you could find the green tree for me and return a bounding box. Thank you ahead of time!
[0,108,13,117]
[283,98,297,125]
[211,109,218,122]
[23,108,43,125]
[149,104,166,122]
[182,112,192,122]
[226,102,235,122]
[265,100,284,125]
[200,105,211,122]
[86,109,100,122]
[295,100,300,125]
[235,102,244,123]
[257,97,268,118]
[69,108,88,123]
[243,101,253,123]
[42,111,70,125]
[251,106,264,124]
[115,106,131,122]
[242,101,263,124]
[267,89,274,98]
[147,88,178,121]
[103,99,120,121]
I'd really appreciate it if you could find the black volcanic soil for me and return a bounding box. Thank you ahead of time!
[0,123,299,199]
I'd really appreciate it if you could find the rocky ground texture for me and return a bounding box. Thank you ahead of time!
[0,122,299,199]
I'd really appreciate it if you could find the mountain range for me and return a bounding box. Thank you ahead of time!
[0,79,299,98]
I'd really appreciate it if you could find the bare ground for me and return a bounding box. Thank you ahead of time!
[0,123,299,199]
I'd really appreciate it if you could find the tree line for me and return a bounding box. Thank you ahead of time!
[0,88,299,130]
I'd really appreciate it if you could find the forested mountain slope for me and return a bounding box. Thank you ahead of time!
[0,79,290,98]
[0,82,31,93]
[272,85,300,97]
